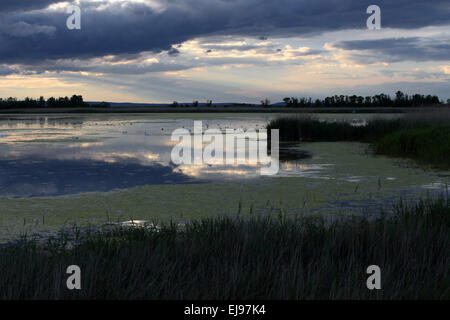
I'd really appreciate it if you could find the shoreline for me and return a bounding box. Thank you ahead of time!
[0,105,448,114]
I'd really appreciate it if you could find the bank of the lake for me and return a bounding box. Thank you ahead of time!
[0,106,448,114]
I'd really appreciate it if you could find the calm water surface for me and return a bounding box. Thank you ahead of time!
[0,113,410,197]
[0,113,448,242]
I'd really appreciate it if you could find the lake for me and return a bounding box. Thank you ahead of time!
[0,113,448,242]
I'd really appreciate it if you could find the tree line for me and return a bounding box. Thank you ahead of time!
[171,100,214,107]
[0,95,110,108]
[282,91,445,108]
[0,91,447,109]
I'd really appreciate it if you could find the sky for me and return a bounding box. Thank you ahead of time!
[0,0,449,103]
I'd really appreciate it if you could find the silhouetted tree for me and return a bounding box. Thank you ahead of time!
[70,95,84,107]
[47,97,56,107]
[39,96,46,107]
[261,98,271,107]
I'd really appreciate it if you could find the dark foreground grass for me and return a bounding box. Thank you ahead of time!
[0,196,448,300]
[266,115,450,167]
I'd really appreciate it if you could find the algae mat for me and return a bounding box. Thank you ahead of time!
[1,142,448,243]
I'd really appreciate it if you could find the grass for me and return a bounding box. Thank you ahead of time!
[375,126,450,167]
[0,195,448,300]
[266,117,424,142]
[266,114,450,167]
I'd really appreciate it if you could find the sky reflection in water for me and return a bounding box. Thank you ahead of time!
[0,114,293,196]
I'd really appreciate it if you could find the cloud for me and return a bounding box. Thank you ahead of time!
[333,37,450,63]
[14,55,192,75]
[0,65,18,76]
[0,0,59,13]
[204,44,262,52]
[1,21,56,37]
[168,47,180,56]
[0,0,448,63]
[1,0,449,102]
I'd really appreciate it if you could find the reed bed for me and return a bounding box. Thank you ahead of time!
[266,113,450,167]
[0,196,448,300]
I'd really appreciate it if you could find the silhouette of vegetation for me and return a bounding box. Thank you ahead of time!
[376,126,450,167]
[261,98,271,107]
[267,117,409,142]
[267,112,450,168]
[0,95,88,108]
[0,91,444,110]
[282,91,442,108]
[0,195,448,299]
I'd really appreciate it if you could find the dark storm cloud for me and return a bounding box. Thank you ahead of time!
[334,37,450,62]
[0,0,448,64]
[0,0,59,13]
[11,57,192,75]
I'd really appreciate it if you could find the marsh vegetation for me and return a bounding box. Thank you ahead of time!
[0,195,448,299]
[267,111,450,168]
